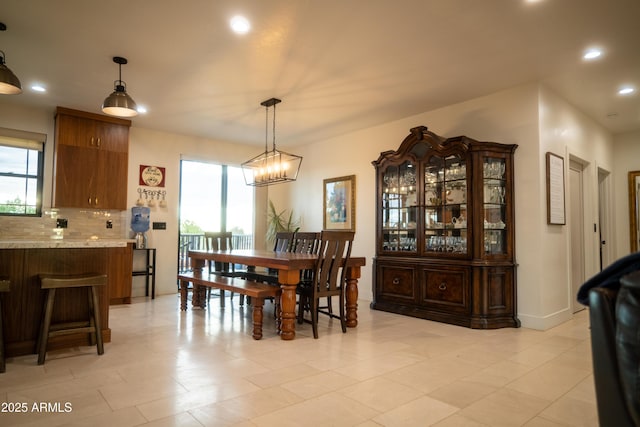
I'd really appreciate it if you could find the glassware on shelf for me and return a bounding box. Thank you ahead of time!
[426,235,467,253]
[384,163,417,195]
[383,235,417,252]
[484,219,505,229]
[483,160,506,179]
[445,162,466,180]
[483,230,504,254]
[483,181,506,204]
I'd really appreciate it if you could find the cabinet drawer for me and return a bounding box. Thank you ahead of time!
[377,264,416,302]
[422,267,469,313]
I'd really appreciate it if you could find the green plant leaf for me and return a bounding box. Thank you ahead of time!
[266,199,300,244]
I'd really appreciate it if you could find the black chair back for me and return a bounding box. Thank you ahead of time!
[273,231,295,252]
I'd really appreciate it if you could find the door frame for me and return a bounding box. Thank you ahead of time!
[598,167,613,269]
[569,159,586,314]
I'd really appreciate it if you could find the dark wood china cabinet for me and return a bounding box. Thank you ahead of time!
[371,126,520,329]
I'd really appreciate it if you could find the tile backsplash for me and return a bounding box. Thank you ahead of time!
[0,208,128,240]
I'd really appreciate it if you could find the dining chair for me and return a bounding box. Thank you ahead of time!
[290,231,332,312]
[249,231,322,285]
[203,231,246,306]
[273,231,295,252]
[245,231,295,285]
[292,231,320,255]
[296,230,355,338]
[241,231,294,285]
[247,231,320,320]
[260,231,296,312]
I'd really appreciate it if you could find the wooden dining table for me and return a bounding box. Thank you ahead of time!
[187,249,366,340]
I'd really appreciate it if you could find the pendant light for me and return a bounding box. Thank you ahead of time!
[241,98,303,187]
[102,56,138,117]
[0,22,22,95]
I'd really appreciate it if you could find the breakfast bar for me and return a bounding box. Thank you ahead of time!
[0,239,133,358]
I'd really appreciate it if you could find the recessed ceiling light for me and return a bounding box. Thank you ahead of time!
[583,48,602,60]
[136,105,147,114]
[31,84,46,92]
[618,86,635,95]
[230,15,250,34]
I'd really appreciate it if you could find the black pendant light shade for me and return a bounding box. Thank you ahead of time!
[0,22,22,95]
[102,56,138,117]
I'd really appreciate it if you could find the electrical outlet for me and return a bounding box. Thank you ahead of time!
[56,218,68,228]
[106,220,113,229]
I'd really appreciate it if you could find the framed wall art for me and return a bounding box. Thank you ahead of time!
[628,170,640,252]
[323,175,356,231]
[139,165,166,187]
[546,152,565,225]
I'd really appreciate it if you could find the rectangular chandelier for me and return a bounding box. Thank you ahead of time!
[241,98,303,187]
[242,148,303,187]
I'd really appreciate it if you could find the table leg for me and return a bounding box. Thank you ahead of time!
[278,269,302,340]
[180,279,188,311]
[192,284,200,308]
[193,285,207,309]
[275,295,281,334]
[251,298,264,340]
[345,266,361,328]
[151,248,156,299]
[190,260,206,309]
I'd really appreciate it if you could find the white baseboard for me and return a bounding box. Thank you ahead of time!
[517,307,573,330]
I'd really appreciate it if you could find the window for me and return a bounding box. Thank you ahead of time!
[0,128,46,216]
[179,160,254,242]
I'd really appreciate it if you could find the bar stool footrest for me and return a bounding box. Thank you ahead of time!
[48,323,96,337]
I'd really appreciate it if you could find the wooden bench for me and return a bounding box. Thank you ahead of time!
[178,272,281,340]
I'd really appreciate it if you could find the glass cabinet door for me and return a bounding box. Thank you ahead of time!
[382,161,417,252]
[424,155,468,255]
[483,157,507,255]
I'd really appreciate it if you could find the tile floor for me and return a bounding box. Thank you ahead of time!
[0,294,598,426]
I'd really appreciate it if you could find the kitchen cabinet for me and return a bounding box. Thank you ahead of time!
[371,126,520,328]
[109,243,134,304]
[52,107,131,210]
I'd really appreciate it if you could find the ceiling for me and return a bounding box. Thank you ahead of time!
[1,0,639,148]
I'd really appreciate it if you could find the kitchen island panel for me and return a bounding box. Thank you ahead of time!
[0,245,130,357]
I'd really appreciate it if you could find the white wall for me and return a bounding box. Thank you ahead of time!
[278,84,541,324]
[279,83,615,330]
[538,86,614,327]
[613,130,640,258]
[128,127,264,295]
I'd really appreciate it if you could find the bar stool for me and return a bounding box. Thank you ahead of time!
[0,277,9,373]
[37,273,107,365]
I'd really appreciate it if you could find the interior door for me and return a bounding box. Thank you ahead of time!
[570,160,585,313]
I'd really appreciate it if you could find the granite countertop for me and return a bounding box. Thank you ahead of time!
[0,238,135,249]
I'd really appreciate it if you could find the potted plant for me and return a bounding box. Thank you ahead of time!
[266,199,300,246]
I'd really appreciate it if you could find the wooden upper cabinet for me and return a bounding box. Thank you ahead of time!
[52,107,131,210]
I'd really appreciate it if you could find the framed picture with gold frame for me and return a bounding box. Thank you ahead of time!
[323,175,356,231]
